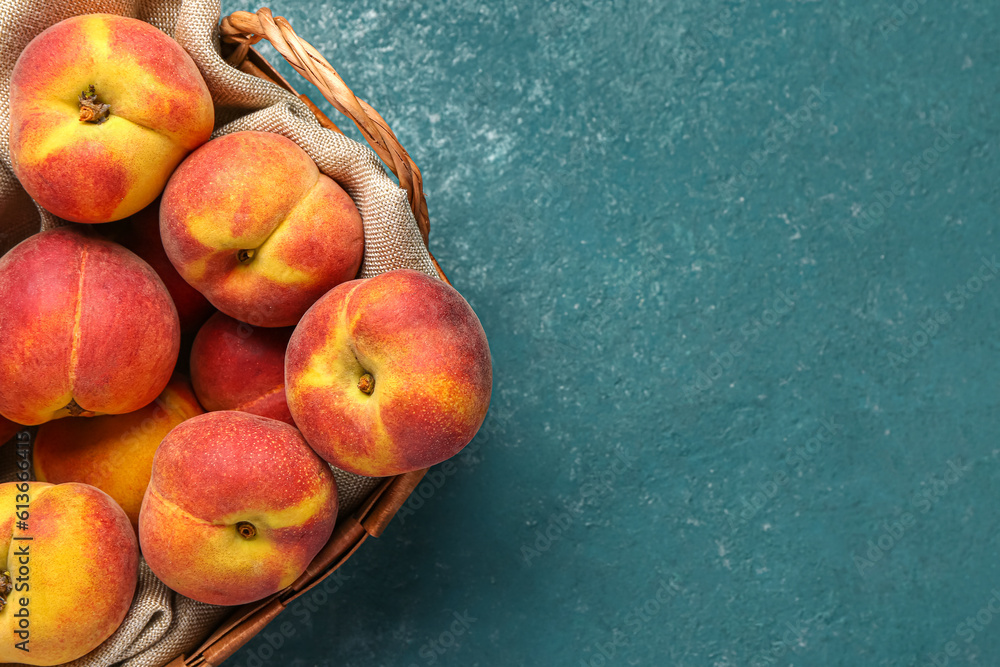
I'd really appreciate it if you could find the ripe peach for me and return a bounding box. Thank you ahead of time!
[190,313,294,425]
[160,131,364,327]
[33,375,203,529]
[285,269,493,476]
[0,227,180,426]
[0,481,138,665]
[9,14,214,223]
[139,411,337,606]
[108,200,215,333]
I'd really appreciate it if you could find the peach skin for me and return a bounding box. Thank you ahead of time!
[33,375,204,529]
[139,411,337,606]
[285,269,493,477]
[0,481,139,665]
[8,14,214,223]
[0,227,180,426]
[160,131,364,327]
[190,313,295,425]
[109,200,215,333]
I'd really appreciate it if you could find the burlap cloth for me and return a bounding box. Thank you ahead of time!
[0,0,439,664]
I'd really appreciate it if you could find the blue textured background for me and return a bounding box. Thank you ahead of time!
[222,1,999,665]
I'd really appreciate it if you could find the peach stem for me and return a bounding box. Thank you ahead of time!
[236,521,257,539]
[78,85,110,124]
[358,373,375,395]
[0,570,10,612]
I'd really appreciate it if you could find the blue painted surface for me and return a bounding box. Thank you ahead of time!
[222,1,1000,665]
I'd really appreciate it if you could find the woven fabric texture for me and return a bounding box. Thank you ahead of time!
[0,0,437,664]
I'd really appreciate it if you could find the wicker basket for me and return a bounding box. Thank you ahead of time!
[170,9,442,666]
[2,7,444,666]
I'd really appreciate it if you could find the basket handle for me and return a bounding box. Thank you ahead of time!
[220,8,430,245]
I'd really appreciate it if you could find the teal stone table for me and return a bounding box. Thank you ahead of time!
[222,1,1000,665]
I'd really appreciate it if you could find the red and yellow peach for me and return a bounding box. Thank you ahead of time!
[8,14,214,223]
[0,227,180,426]
[160,131,364,327]
[139,411,338,606]
[285,269,492,477]
[0,481,138,665]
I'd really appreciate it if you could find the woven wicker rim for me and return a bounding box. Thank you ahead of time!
[220,7,431,245]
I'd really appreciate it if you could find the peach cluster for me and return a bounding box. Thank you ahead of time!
[1,10,493,665]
